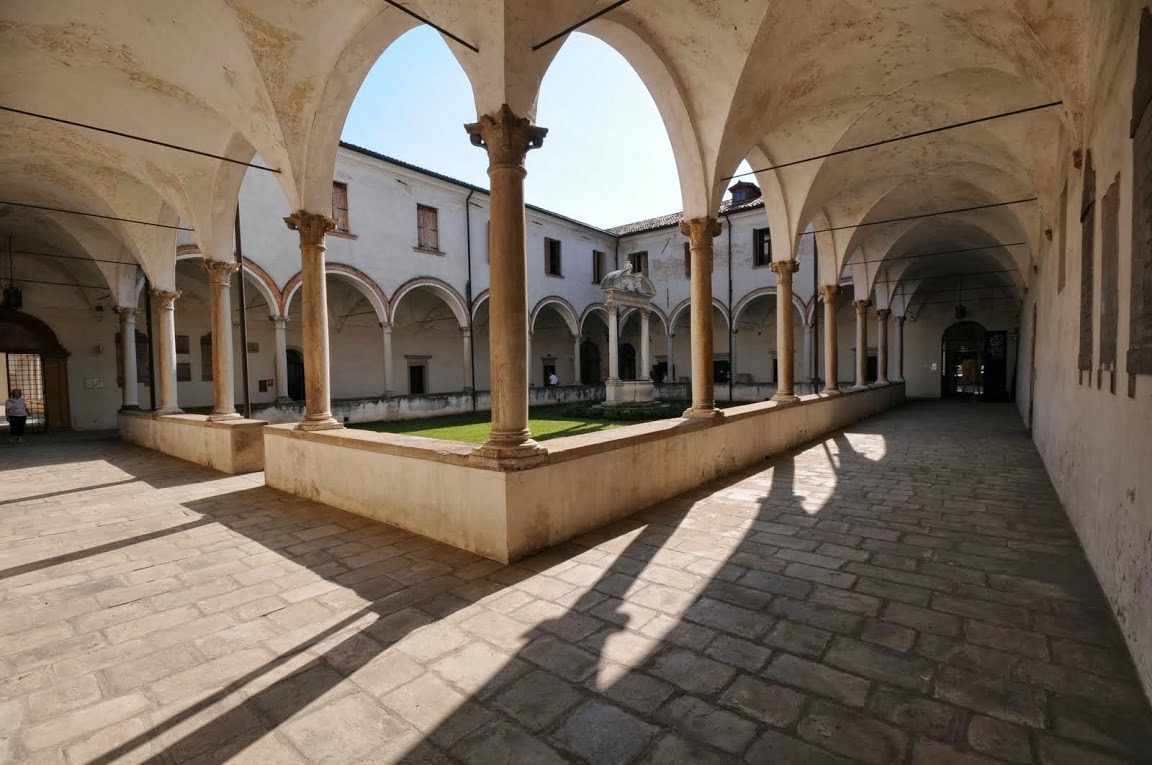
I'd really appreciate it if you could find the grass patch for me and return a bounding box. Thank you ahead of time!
[356,404,622,444]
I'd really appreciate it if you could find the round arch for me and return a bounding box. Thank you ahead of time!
[169,249,283,316]
[530,296,580,335]
[284,263,391,325]
[390,277,467,328]
[667,298,730,332]
[579,302,609,335]
[731,287,806,328]
[618,305,669,336]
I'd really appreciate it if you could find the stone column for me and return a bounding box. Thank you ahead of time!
[201,259,241,420]
[527,330,535,386]
[462,327,473,391]
[771,259,800,403]
[639,309,651,380]
[854,299,870,388]
[152,289,182,415]
[667,334,675,383]
[285,211,341,430]
[681,216,723,418]
[607,304,620,381]
[820,286,840,394]
[116,307,139,410]
[466,105,547,461]
[876,309,891,384]
[802,320,814,392]
[572,334,581,384]
[271,316,290,403]
[894,315,905,382]
[382,323,395,396]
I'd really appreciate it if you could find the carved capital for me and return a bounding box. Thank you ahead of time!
[680,216,723,248]
[270,315,288,327]
[819,284,839,304]
[200,258,239,286]
[876,308,891,320]
[284,210,336,245]
[151,289,181,310]
[853,299,870,316]
[114,306,136,320]
[769,259,800,283]
[465,104,547,169]
[895,315,906,326]
[461,327,472,339]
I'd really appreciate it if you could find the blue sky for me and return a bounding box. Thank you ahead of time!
[342,27,745,230]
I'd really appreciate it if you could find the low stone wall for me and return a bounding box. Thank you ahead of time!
[264,383,905,562]
[118,411,266,474]
[256,385,607,425]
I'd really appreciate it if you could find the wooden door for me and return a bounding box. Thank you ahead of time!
[43,358,70,430]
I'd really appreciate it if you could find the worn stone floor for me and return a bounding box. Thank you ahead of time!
[0,401,1150,764]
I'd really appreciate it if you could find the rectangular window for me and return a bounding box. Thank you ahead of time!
[417,204,439,251]
[753,228,772,267]
[1057,183,1068,293]
[1078,153,1096,374]
[545,238,563,276]
[200,334,213,382]
[684,242,691,279]
[1129,7,1152,382]
[628,251,648,275]
[1099,174,1121,390]
[177,362,192,383]
[175,335,190,355]
[332,182,350,233]
[592,250,606,283]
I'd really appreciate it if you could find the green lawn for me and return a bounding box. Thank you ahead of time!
[357,405,622,444]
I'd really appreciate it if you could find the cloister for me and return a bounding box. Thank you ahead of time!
[1,1,1151,763]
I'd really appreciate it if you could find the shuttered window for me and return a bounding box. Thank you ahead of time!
[592,250,606,283]
[417,204,439,250]
[628,251,648,275]
[545,238,563,276]
[332,182,350,233]
[753,228,772,267]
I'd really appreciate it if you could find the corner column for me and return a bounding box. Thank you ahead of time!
[681,216,723,418]
[152,289,182,415]
[894,315,905,382]
[462,327,473,392]
[271,316,290,403]
[639,309,651,380]
[202,259,241,420]
[606,304,620,381]
[466,105,547,463]
[285,211,341,430]
[382,323,395,396]
[116,307,139,410]
[771,259,800,403]
[854,299,870,388]
[876,309,891,384]
[820,285,840,394]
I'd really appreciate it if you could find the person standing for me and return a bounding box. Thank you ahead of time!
[547,371,559,387]
[5,388,28,444]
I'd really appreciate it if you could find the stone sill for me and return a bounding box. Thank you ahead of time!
[120,410,267,431]
[263,383,902,472]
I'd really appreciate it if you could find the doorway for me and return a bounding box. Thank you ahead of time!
[580,340,601,384]
[0,309,70,430]
[941,321,987,398]
[286,348,305,401]
[620,343,636,380]
[408,364,426,395]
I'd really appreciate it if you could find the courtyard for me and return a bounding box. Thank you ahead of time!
[360,405,622,444]
[1,401,1149,764]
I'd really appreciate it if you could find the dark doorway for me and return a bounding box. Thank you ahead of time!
[867,355,878,384]
[542,362,557,386]
[941,321,987,398]
[714,358,731,384]
[0,308,69,430]
[580,340,601,384]
[620,343,636,380]
[408,364,426,395]
[286,349,305,401]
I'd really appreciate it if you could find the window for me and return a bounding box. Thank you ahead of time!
[200,334,212,381]
[177,362,192,383]
[175,334,190,355]
[332,182,350,233]
[1129,6,1152,383]
[628,251,648,275]
[114,331,151,386]
[684,242,691,279]
[417,204,439,251]
[1100,174,1120,392]
[1078,151,1096,376]
[592,250,606,283]
[1057,183,1068,293]
[753,228,772,267]
[545,238,563,276]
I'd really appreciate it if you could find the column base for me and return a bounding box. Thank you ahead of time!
[295,415,343,432]
[821,388,842,396]
[209,411,242,422]
[852,383,870,390]
[119,404,140,412]
[154,408,183,417]
[876,378,890,386]
[683,406,722,420]
[470,440,548,470]
[771,393,799,404]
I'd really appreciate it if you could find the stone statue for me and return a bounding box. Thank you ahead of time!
[601,262,647,293]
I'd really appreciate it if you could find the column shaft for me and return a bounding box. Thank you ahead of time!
[667,334,675,383]
[820,286,840,394]
[894,316,905,382]
[640,310,651,380]
[462,327,473,391]
[153,289,181,415]
[607,306,620,380]
[285,211,341,430]
[466,105,547,459]
[117,308,139,409]
[202,260,240,420]
[771,260,800,402]
[572,334,581,385]
[271,316,290,402]
[854,300,870,388]
[876,309,891,384]
[681,217,722,418]
[382,324,395,396]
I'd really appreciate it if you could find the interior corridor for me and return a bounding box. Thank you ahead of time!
[1,403,1149,764]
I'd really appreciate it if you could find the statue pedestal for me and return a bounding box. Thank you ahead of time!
[604,379,655,406]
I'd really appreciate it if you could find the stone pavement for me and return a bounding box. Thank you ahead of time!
[0,402,1150,764]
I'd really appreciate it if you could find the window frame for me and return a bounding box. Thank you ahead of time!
[331,181,350,234]
[592,250,606,284]
[544,237,563,277]
[753,228,772,268]
[416,203,440,252]
[628,251,648,276]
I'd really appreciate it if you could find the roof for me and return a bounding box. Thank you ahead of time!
[339,141,766,240]
[606,196,766,236]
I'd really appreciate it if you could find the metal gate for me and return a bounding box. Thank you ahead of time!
[4,353,46,431]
